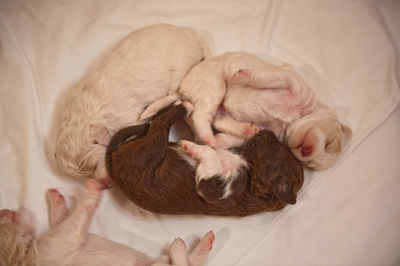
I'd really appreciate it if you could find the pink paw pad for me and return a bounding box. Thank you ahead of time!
[197,231,215,252]
[205,231,215,250]
[181,142,194,157]
[47,189,65,205]
[243,124,259,138]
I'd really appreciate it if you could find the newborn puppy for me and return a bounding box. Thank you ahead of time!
[106,103,304,216]
[0,180,214,266]
[141,52,352,170]
[55,23,211,186]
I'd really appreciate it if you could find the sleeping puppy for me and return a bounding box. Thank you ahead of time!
[55,23,211,186]
[106,103,304,216]
[0,180,214,266]
[141,52,352,170]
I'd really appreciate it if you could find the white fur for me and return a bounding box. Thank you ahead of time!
[55,24,211,185]
[143,51,352,170]
[0,181,215,266]
[179,140,247,199]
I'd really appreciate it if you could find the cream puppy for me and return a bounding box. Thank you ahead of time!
[0,180,215,266]
[141,52,351,170]
[55,23,211,186]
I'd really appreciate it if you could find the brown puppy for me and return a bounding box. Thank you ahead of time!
[106,103,304,216]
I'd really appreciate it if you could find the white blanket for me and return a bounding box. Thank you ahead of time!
[1,0,399,265]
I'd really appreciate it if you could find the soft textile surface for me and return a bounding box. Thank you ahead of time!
[1,0,399,265]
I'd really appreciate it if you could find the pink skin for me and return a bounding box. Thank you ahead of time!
[180,140,245,184]
[181,141,195,158]
[290,126,321,158]
[213,111,259,140]
[47,189,71,228]
[2,180,214,266]
[45,180,213,265]
[298,144,313,157]
[189,231,215,266]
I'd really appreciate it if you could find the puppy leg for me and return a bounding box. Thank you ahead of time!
[46,189,70,228]
[52,179,104,241]
[168,238,189,266]
[191,110,218,148]
[180,140,224,181]
[187,78,227,148]
[232,67,294,90]
[189,231,215,266]
[140,94,179,121]
[180,140,245,181]
[212,113,259,140]
[215,133,245,149]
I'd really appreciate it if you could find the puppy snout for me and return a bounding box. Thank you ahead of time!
[298,143,313,157]
[98,178,115,189]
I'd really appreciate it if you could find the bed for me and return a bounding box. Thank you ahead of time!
[1,0,399,264]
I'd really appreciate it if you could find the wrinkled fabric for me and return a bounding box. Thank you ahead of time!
[0,0,399,265]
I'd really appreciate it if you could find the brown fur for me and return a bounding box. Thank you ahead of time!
[106,104,304,216]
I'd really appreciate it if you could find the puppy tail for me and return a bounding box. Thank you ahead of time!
[140,93,179,121]
[107,123,150,154]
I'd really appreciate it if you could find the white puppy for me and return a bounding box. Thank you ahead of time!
[0,180,215,266]
[141,52,352,170]
[55,24,211,186]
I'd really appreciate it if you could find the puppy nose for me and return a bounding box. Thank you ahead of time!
[301,145,313,157]
[98,178,114,189]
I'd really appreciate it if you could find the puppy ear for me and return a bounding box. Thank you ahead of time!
[89,125,110,146]
[341,124,352,140]
[273,177,296,205]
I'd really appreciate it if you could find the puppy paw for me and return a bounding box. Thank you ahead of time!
[182,101,194,115]
[47,189,67,208]
[189,231,215,266]
[232,69,252,84]
[243,123,259,139]
[180,140,197,158]
[169,238,188,266]
[46,189,70,227]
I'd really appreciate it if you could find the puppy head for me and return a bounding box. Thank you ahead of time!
[0,209,35,265]
[286,108,352,170]
[246,130,304,205]
[55,121,113,187]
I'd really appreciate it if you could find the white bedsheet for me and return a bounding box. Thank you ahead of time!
[1,0,399,265]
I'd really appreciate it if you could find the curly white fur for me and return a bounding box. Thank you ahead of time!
[55,23,211,185]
